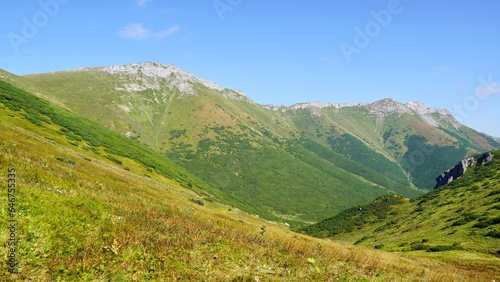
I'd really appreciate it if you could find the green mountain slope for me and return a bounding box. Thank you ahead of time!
[0,79,251,212]
[3,74,495,281]
[16,63,500,224]
[301,151,500,258]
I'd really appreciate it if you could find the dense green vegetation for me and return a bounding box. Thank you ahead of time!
[2,79,495,281]
[401,135,467,189]
[300,194,406,238]
[1,66,499,280]
[327,133,407,185]
[303,150,500,260]
[0,80,241,207]
[171,132,390,224]
[0,78,415,225]
[18,65,500,226]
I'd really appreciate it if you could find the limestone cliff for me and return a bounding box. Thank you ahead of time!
[435,152,495,188]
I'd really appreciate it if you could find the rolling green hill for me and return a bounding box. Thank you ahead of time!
[301,151,500,259]
[3,73,498,281]
[10,62,500,225]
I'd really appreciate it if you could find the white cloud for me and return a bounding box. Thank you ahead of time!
[118,23,149,40]
[118,23,180,40]
[155,24,180,39]
[136,0,152,7]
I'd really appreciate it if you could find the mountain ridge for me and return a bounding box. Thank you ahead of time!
[28,62,470,130]
[6,62,500,224]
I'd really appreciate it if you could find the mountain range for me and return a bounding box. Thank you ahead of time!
[0,63,499,280]
[3,62,499,225]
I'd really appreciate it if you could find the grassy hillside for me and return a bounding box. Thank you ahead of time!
[301,151,500,278]
[286,107,414,196]
[1,79,493,281]
[19,64,499,226]
[0,79,272,216]
[20,66,423,224]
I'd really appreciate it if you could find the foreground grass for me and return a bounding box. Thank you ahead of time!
[0,109,496,281]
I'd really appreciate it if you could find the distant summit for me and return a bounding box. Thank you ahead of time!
[99,62,227,93]
[69,62,250,102]
[265,98,459,129]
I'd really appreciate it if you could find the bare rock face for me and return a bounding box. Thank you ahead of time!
[93,62,251,102]
[367,98,411,116]
[477,151,494,166]
[434,152,494,188]
[367,99,460,128]
[101,62,227,93]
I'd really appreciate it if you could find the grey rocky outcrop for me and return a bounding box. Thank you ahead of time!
[434,152,494,188]
[477,151,494,166]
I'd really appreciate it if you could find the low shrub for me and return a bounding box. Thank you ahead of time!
[485,230,500,239]
[188,198,204,206]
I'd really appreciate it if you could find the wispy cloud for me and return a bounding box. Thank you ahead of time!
[118,23,180,40]
[118,23,150,40]
[156,25,180,39]
[136,0,152,7]
[433,65,449,72]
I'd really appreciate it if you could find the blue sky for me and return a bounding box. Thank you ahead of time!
[1,0,500,137]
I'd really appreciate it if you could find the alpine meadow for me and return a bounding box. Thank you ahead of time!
[0,63,499,281]
[2,1,500,280]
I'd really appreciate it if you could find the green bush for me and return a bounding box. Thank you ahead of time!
[414,205,425,212]
[188,198,204,206]
[55,156,75,165]
[105,155,122,165]
[410,242,427,251]
[485,230,500,239]
[427,244,462,252]
[473,216,500,228]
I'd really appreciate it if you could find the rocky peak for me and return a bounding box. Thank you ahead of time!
[92,62,250,102]
[100,62,227,92]
[367,98,411,116]
[434,152,495,188]
[290,102,358,110]
[284,101,361,116]
[103,62,185,78]
[366,99,460,129]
